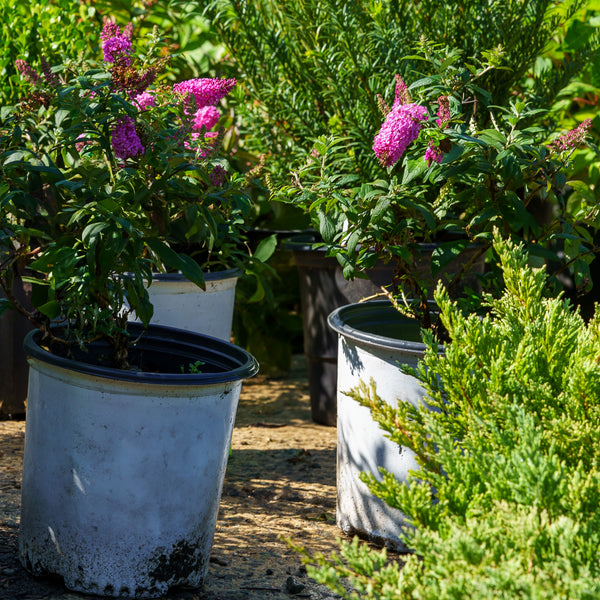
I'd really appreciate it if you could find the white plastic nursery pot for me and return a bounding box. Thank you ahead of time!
[145,269,241,341]
[19,323,258,598]
[328,300,436,551]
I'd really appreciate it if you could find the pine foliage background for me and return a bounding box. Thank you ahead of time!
[204,0,598,183]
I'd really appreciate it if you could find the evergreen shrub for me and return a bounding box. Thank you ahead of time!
[295,231,600,599]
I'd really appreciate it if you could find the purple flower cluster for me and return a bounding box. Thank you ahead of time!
[111,116,144,160]
[101,20,132,65]
[209,165,228,188]
[424,141,443,166]
[436,96,450,128]
[550,119,593,152]
[173,78,237,110]
[134,91,156,111]
[373,102,428,167]
[15,60,40,85]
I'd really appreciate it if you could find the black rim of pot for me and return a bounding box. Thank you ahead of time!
[24,323,259,384]
[327,300,441,357]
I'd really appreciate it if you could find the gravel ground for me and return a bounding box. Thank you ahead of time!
[0,356,384,600]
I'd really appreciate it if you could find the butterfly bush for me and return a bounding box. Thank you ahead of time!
[134,91,156,111]
[0,19,259,364]
[173,78,237,109]
[373,75,429,167]
[100,20,133,65]
[111,116,145,160]
[275,44,598,331]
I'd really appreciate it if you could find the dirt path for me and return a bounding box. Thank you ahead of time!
[0,356,364,600]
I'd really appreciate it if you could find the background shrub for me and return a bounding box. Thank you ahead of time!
[0,1,224,106]
[204,0,599,184]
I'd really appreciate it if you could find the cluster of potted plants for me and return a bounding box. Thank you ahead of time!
[208,0,599,431]
[1,19,262,597]
[274,42,597,549]
[2,1,599,598]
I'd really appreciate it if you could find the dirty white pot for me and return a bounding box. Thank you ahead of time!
[19,323,258,598]
[328,300,435,551]
[145,269,241,341]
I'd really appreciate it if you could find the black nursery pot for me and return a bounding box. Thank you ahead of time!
[289,238,393,426]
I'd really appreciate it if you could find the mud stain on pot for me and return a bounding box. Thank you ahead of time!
[148,535,208,586]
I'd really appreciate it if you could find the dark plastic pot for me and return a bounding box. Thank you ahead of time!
[290,234,484,426]
[0,276,34,417]
[23,322,258,383]
[290,241,393,426]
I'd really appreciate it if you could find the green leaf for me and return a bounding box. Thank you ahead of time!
[56,179,85,192]
[3,150,26,165]
[124,276,153,326]
[37,300,61,319]
[317,208,337,243]
[144,238,205,288]
[82,222,109,244]
[0,106,15,120]
[0,298,13,316]
[55,109,71,128]
[478,129,507,149]
[346,230,360,255]
[430,240,469,277]
[402,158,428,186]
[247,275,266,303]
[145,237,182,269]
[563,19,595,52]
[177,254,205,289]
[254,233,277,263]
[370,196,391,223]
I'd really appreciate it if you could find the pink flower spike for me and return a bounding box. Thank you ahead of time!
[373,103,428,168]
[192,106,221,132]
[550,119,593,152]
[393,74,411,107]
[134,91,156,111]
[100,19,121,41]
[173,78,236,109]
[40,57,59,88]
[111,116,144,160]
[424,140,443,166]
[15,60,40,85]
[436,96,450,129]
[122,22,134,41]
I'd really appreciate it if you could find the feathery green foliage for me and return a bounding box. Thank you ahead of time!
[297,231,600,599]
